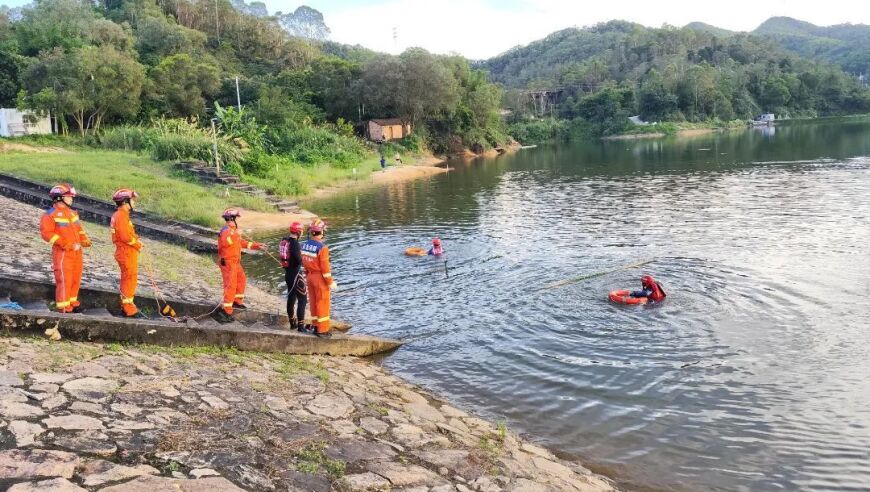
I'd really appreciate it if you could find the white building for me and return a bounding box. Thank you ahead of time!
[0,108,52,137]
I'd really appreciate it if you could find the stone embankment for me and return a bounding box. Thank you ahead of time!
[0,336,614,491]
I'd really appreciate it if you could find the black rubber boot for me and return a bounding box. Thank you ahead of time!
[232,303,248,311]
[70,305,84,314]
[289,318,298,331]
[214,310,234,324]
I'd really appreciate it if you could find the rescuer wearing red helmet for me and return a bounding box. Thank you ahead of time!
[279,221,308,331]
[428,237,444,256]
[39,184,92,313]
[301,218,336,337]
[630,275,667,302]
[110,188,146,318]
[215,209,265,323]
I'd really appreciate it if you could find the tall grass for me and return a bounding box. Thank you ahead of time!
[0,150,271,227]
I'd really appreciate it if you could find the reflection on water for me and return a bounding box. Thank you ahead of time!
[247,118,870,491]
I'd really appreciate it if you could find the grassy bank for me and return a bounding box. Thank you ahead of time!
[0,146,272,227]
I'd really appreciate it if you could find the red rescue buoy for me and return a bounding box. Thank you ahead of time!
[608,289,648,305]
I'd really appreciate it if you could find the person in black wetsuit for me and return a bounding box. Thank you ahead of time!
[279,221,308,331]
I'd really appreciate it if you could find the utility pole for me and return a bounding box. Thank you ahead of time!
[211,118,220,174]
[235,76,241,111]
[214,0,220,43]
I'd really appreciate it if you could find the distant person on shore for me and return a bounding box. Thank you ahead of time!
[395,152,403,165]
[630,275,666,302]
[40,183,91,313]
[301,219,337,338]
[428,237,444,256]
[279,221,308,332]
[215,209,265,323]
[380,155,386,169]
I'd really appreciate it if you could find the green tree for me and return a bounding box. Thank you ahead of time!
[146,54,219,118]
[14,0,99,56]
[20,45,144,135]
[0,50,22,107]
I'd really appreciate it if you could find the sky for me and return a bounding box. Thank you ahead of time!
[3,0,870,59]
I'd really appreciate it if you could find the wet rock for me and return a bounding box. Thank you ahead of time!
[367,462,448,488]
[79,459,159,486]
[439,405,468,419]
[61,377,118,403]
[98,475,246,491]
[9,420,44,447]
[337,472,391,491]
[7,478,86,491]
[0,449,80,479]
[51,430,117,457]
[0,370,25,386]
[325,438,397,464]
[43,414,104,431]
[404,401,446,423]
[412,450,470,472]
[189,468,221,478]
[68,401,106,415]
[521,443,554,460]
[359,417,389,435]
[306,393,354,419]
[235,464,275,490]
[0,401,45,419]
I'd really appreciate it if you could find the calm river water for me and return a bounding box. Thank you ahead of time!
[249,118,870,491]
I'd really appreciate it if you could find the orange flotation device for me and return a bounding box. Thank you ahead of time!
[404,247,427,257]
[608,289,648,305]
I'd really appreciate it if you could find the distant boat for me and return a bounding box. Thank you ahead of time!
[520,145,538,149]
[749,113,775,126]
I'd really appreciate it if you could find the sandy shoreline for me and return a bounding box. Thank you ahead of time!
[602,127,723,140]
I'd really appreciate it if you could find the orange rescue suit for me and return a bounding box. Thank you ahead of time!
[110,207,142,316]
[39,203,90,312]
[301,238,334,333]
[218,224,260,314]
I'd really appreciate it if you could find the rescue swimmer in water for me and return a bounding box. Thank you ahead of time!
[406,238,444,257]
[609,275,666,305]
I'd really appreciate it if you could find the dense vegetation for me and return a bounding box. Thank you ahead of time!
[482,20,870,142]
[0,0,507,195]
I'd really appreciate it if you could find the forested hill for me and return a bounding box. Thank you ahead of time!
[752,17,870,75]
[480,20,870,123]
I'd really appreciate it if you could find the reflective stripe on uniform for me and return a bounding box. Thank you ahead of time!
[56,301,71,308]
[301,251,318,258]
[223,303,233,308]
[226,236,233,245]
[48,234,60,245]
[69,297,77,303]
[322,272,332,278]
[121,297,135,304]
[234,294,244,298]
[316,316,330,322]
[128,239,137,246]
[53,217,71,223]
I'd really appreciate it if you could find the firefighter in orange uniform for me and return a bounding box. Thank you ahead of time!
[215,209,264,323]
[301,219,337,338]
[39,184,91,313]
[110,189,146,318]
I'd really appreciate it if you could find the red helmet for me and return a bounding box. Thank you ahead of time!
[289,222,303,234]
[641,275,655,288]
[49,183,76,200]
[112,188,139,203]
[309,219,326,233]
[432,237,441,246]
[222,208,241,220]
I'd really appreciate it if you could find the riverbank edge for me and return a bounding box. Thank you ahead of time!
[0,193,618,491]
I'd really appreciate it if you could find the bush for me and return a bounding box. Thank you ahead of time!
[509,118,570,145]
[268,125,368,167]
[98,126,153,152]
